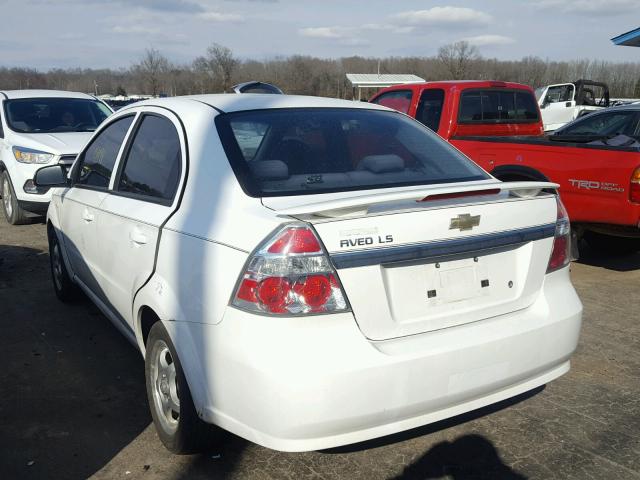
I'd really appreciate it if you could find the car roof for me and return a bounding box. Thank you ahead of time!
[0,89,98,100]
[123,94,391,115]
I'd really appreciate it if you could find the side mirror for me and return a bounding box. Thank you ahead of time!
[34,164,68,187]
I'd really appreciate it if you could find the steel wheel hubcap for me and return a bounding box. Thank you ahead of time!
[2,178,12,217]
[150,341,180,433]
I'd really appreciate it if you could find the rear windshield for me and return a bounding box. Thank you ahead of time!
[216,108,489,197]
[459,89,539,124]
[4,97,112,133]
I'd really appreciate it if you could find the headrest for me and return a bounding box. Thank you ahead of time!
[251,160,289,180]
[358,154,404,173]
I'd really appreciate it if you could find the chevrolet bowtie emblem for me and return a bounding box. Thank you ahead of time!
[449,213,481,231]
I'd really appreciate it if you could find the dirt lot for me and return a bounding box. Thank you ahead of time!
[1,215,639,480]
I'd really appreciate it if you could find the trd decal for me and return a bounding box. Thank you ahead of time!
[568,179,624,193]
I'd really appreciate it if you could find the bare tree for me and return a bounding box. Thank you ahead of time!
[437,41,481,80]
[193,43,238,92]
[132,48,169,96]
[5,47,640,99]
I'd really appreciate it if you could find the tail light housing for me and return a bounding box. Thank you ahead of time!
[232,224,349,315]
[547,196,571,273]
[631,166,640,204]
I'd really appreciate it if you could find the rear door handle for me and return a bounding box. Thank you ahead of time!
[82,209,94,222]
[130,230,148,245]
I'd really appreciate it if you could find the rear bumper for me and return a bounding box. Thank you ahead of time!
[168,266,582,452]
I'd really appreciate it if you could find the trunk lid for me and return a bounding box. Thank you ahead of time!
[265,181,559,340]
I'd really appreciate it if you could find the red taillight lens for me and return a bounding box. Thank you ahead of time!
[267,227,322,254]
[232,224,348,315]
[257,277,291,313]
[236,278,258,303]
[547,235,569,272]
[294,274,332,308]
[546,196,571,273]
[631,167,640,204]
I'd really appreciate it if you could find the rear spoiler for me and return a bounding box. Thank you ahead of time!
[276,181,559,218]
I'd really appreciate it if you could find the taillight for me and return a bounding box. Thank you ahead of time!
[547,196,571,273]
[231,224,348,315]
[631,166,640,204]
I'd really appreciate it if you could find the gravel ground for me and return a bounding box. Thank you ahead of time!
[1,215,639,480]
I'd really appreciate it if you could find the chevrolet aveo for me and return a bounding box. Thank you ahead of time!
[35,94,583,453]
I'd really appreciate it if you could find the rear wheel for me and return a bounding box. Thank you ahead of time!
[145,321,214,454]
[1,171,29,225]
[584,231,640,254]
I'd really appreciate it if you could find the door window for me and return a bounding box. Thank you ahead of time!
[555,111,640,136]
[415,89,445,132]
[544,85,574,104]
[371,90,413,114]
[117,115,182,203]
[75,115,134,189]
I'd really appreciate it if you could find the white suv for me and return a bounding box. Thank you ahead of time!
[35,94,583,453]
[0,90,112,224]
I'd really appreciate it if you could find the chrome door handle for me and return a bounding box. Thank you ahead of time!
[82,210,94,222]
[130,230,148,245]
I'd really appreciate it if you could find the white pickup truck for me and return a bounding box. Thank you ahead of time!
[535,80,610,132]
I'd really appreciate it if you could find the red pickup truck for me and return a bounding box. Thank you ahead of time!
[371,81,640,252]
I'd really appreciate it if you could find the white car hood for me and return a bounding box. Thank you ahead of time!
[11,131,93,155]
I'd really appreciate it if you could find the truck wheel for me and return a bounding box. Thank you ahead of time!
[145,321,214,454]
[48,227,80,302]
[584,231,640,254]
[1,171,29,225]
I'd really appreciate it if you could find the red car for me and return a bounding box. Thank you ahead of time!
[371,81,640,252]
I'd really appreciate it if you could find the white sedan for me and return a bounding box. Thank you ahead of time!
[35,94,583,453]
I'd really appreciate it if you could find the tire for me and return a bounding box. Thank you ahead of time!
[1,171,29,225]
[145,321,213,454]
[48,227,79,302]
[584,231,640,254]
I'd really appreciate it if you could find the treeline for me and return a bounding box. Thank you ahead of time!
[2,42,640,99]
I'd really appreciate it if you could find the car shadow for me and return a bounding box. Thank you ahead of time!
[577,240,640,272]
[1,235,251,479]
[389,434,527,480]
[0,243,152,479]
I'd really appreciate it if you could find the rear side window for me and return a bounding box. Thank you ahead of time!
[371,90,413,113]
[216,108,489,197]
[416,89,445,132]
[459,89,539,124]
[76,115,134,189]
[117,115,182,203]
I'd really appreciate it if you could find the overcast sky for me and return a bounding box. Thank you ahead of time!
[1,0,639,69]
